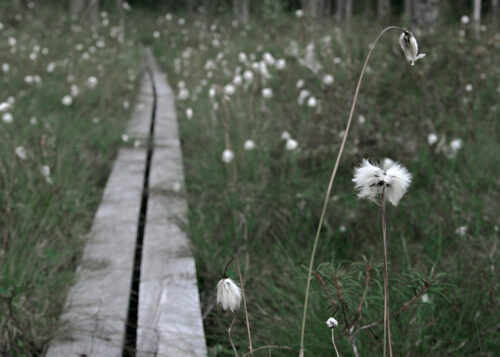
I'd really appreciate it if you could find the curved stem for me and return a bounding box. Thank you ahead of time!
[298,26,407,357]
[331,329,340,357]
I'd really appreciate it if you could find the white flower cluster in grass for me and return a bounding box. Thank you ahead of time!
[216,278,242,312]
[353,159,412,206]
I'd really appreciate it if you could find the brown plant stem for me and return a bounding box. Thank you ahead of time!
[242,345,293,357]
[298,26,409,357]
[228,315,239,357]
[355,265,372,324]
[381,188,392,357]
[235,254,253,356]
[314,272,338,310]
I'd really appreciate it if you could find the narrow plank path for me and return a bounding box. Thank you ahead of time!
[46,50,206,357]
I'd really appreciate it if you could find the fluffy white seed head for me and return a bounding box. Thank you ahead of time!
[61,95,73,106]
[216,278,242,312]
[243,70,254,83]
[428,133,438,145]
[353,159,412,206]
[323,74,334,85]
[326,317,338,329]
[399,32,426,66]
[281,131,291,140]
[243,139,255,151]
[262,88,273,98]
[221,149,234,163]
[276,58,286,70]
[450,138,463,152]
[285,138,298,151]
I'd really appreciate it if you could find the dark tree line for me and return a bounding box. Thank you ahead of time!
[7,0,499,28]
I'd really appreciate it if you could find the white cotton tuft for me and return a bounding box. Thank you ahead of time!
[353,159,412,206]
[399,32,426,66]
[221,149,234,163]
[285,138,298,151]
[384,163,412,206]
[216,278,242,312]
[243,139,255,151]
[326,317,338,329]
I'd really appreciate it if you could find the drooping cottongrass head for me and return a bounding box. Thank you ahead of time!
[353,159,412,206]
[399,32,426,66]
[326,317,338,329]
[216,278,242,312]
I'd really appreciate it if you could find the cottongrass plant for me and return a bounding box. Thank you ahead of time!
[218,254,293,356]
[299,27,425,357]
[218,254,253,356]
[326,317,340,357]
[353,159,412,357]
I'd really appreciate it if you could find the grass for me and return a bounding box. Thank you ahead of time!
[148,10,500,357]
[0,3,498,356]
[0,3,142,355]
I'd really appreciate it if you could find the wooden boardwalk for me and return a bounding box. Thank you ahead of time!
[46,51,207,357]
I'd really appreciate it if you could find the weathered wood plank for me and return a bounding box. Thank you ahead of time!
[127,73,154,142]
[137,56,207,356]
[46,147,147,357]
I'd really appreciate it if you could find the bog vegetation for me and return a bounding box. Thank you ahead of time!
[1,1,499,356]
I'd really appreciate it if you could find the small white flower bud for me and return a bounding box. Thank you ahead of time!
[399,32,426,66]
[326,317,338,329]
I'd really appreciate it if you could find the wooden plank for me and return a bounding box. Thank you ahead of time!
[136,56,207,356]
[46,147,147,357]
[127,73,154,142]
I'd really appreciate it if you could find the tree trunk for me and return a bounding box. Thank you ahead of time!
[473,0,481,36]
[89,0,100,27]
[492,0,499,26]
[335,0,345,21]
[71,0,86,18]
[345,0,353,28]
[377,0,391,19]
[404,0,412,22]
[233,0,249,23]
[412,0,440,26]
[301,0,325,18]
[187,0,197,14]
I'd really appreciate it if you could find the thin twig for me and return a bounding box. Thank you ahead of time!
[235,254,253,356]
[223,255,236,278]
[314,272,338,309]
[331,329,340,357]
[242,345,293,357]
[354,265,372,324]
[353,279,433,337]
[228,315,239,357]
[333,275,351,329]
[298,26,410,357]
[348,333,359,357]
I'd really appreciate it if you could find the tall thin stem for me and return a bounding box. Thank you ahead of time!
[331,329,340,357]
[235,254,253,356]
[381,189,393,357]
[228,315,239,357]
[298,26,408,357]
